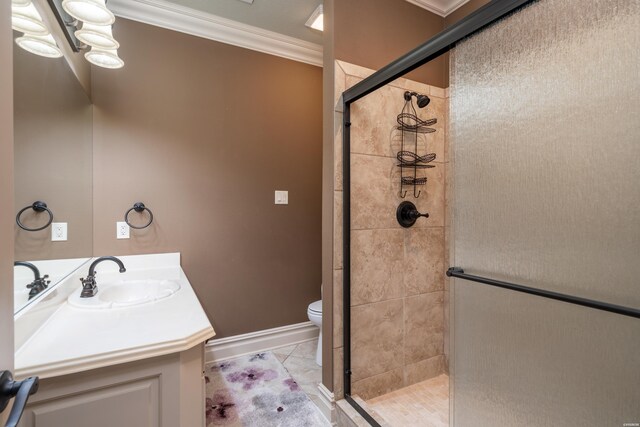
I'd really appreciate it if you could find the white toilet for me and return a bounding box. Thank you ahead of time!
[307,300,322,366]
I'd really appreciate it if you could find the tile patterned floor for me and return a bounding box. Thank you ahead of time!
[273,339,325,414]
[366,374,449,427]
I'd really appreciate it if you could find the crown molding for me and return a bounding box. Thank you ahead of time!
[107,0,323,67]
[406,0,471,17]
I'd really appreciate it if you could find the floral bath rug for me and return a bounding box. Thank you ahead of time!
[205,351,330,427]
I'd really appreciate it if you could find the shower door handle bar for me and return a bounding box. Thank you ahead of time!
[446,267,640,319]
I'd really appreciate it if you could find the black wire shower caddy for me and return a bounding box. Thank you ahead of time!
[396,91,437,198]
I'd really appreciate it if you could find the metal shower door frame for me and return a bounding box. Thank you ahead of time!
[340,1,536,425]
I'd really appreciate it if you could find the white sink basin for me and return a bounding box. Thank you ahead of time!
[68,279,181,309]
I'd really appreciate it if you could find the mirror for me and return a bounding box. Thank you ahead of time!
[13,31,93,314]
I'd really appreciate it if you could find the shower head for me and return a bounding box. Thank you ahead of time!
[404,91,431,108]
[415,94,431,108]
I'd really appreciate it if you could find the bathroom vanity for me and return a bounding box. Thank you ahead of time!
[14,253,215,427]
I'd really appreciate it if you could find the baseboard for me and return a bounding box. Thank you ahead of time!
[205,321,319,363]
[317,383,336,424]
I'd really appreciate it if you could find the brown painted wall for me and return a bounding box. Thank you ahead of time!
[334,0,447,87]
[91,19,323,339]
[0,0,14,381]
[14,44,93,261]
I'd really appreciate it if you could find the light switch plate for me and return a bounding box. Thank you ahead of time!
[116,221,130,239]
[51,222,67,241]
[275,190,288,205]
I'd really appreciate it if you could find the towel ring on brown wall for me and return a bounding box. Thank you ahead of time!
[16,201,54,232]
[125,202,154,229]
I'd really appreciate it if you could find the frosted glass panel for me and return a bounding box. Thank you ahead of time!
[451,0,640,425]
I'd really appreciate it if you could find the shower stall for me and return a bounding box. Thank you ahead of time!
[337,0,640,425]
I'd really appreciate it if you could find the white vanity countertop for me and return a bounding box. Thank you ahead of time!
[15,253,215,379]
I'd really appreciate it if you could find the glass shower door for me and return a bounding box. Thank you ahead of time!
[449,0,640,425]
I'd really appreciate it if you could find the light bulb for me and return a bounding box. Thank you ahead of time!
[75,23,119,49]
[62,0,115,26]
[85,47,124,69]
[12,3,48,36]
[15,33,63,58]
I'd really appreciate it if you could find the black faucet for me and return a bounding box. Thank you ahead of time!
[14,261,50,300]
[80,256,126,298]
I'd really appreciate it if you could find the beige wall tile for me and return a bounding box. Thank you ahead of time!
[339,61,432,100]
[351,229,404,305]
[345,75,364,91]
[350,82,406,158]
[403,355,445,387]
[338,60,376,80]
[352,299,403,381]
[351,153,439,230]
[404,292,444,364]
[334,191,343,269]
[430,86,446,98]
[334,61,449,394]
[420,164,445,226]
[334,269,343,348]
[351,154,397,230]
[404,227,445,296]
[350,81,445,162]
[352,368,404,400]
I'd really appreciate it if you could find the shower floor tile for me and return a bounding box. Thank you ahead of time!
[366,374,449,427]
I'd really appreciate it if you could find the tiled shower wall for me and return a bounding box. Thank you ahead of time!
[332,60,450,401]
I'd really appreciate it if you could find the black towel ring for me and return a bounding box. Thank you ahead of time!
[16,201,54,232]
[125,202,154,229]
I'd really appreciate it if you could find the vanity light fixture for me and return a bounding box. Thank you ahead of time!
[53,0,124,68]
[11,2,49,36]
[61,0,115,26]
[15,33,64,58]
[85,47,124,69]
[75,22,119,49]
[305,4,323,32]
[12,1,64,59]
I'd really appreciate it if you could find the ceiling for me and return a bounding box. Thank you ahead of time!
[163,0,324,44]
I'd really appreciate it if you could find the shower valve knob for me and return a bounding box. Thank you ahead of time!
[396,201,429,228]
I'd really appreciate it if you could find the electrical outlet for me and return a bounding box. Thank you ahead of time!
[51,222,67,241]
[275,190,288,205]
[116,221,130,239]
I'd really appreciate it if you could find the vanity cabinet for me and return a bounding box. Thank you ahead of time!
[18,344,205,427]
